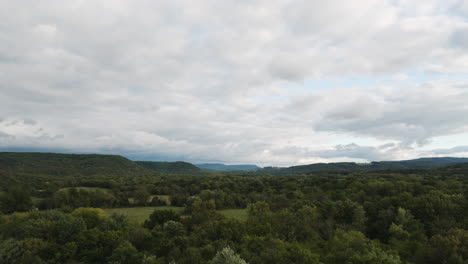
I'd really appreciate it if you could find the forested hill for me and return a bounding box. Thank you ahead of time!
[0,152,152,177]
[376,157,468,169]
[135,161,203,175]
[442,161,468,172]
[195,163,260,171]
[1,152,468,178]
[260,157,468,175]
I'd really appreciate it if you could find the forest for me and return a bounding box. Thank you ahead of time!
[0,152,467,264]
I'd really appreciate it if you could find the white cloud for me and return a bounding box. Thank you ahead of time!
[0,0,468,165]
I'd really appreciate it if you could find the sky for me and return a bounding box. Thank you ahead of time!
[1,0,468,166]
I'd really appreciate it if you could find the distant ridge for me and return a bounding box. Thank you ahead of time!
[135,161,202,175]
[195,163,260,172]
[259,157,468,175]
[0,152,151,177]
[442,161,468,172]
[1,152,467,177]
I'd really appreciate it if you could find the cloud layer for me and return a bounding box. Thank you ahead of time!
[1,0,468,166]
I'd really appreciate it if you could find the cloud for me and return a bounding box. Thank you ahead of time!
[0,0,468,165]
[453,0,468,16]
[429,145,468,155]
[266,142,417,165]
[286,81,468,147]
[0,131,13,139]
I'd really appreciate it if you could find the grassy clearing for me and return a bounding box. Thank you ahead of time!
[31,196,44,205]
[104,206,184,223]
[154,195,171,205]
[218,209,248,221]
[128,194,172,205]
[4,205,247,224]
[59,187,111,193]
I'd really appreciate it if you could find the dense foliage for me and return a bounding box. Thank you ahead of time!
[1,153,468,263]
[0,152,151,177]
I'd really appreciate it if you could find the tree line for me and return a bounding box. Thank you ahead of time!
[0,170,467,263]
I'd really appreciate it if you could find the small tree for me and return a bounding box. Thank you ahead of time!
[71,207,107,229]
[144,209,180,230]
[134,186,150,206]
[109,241,141,264]
[212,247,248,264]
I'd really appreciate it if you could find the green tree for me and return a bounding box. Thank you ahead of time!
[76,228,123,263]
[246,202,272,236]
[0,186,33,213]
[0,239,26,264]
[144,209,180,230]
[419,228,468,264]
[134,186,151,206]
[241,236,322,264]
[212,247,248,264]
[163,221,185,237]
[324,230,402,264]
[71,208,107,229]
[109,241,141,264]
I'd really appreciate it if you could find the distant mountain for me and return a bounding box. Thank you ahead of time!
[195,163,260,172]
[135,161,202,175]
[259,157,468,175]
[1,152,466,178]
[0,152,151,177]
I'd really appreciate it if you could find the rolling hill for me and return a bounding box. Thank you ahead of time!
[441,161,468,173]
[1,152,467,178]
[260,157,468,175]
[0,152,151,177]
[195,163,260,172]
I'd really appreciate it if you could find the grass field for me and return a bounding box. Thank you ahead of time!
[31,196,44,205]
[59,187,111,193]
[55,188,173,207]
[218,209,248,221]
[104,206,184,223]
[128,195,171,205]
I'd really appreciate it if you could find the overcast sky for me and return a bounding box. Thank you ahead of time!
[1,0,468,166]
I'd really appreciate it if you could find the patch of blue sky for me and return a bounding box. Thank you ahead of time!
[251,70,467,103]
[403,71,468,84]
[279,70,467,93]
[318,132,389,147]
[421,132,468,151]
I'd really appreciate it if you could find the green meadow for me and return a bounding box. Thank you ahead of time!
[59,187,112,193]
[104,206,184,223]
[218,208,248,221]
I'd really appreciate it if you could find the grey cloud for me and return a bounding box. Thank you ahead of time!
[0,131,14,139]
[0,1,468,165]
[23,119,37,125]
[451,27,468,48]
[430,146,468,155]
[323,96,383,121]
[268,142,405,164]
[453,0,468,16]
[268,55,311,82]
[289,82,468,147]
[313,143,401,161]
